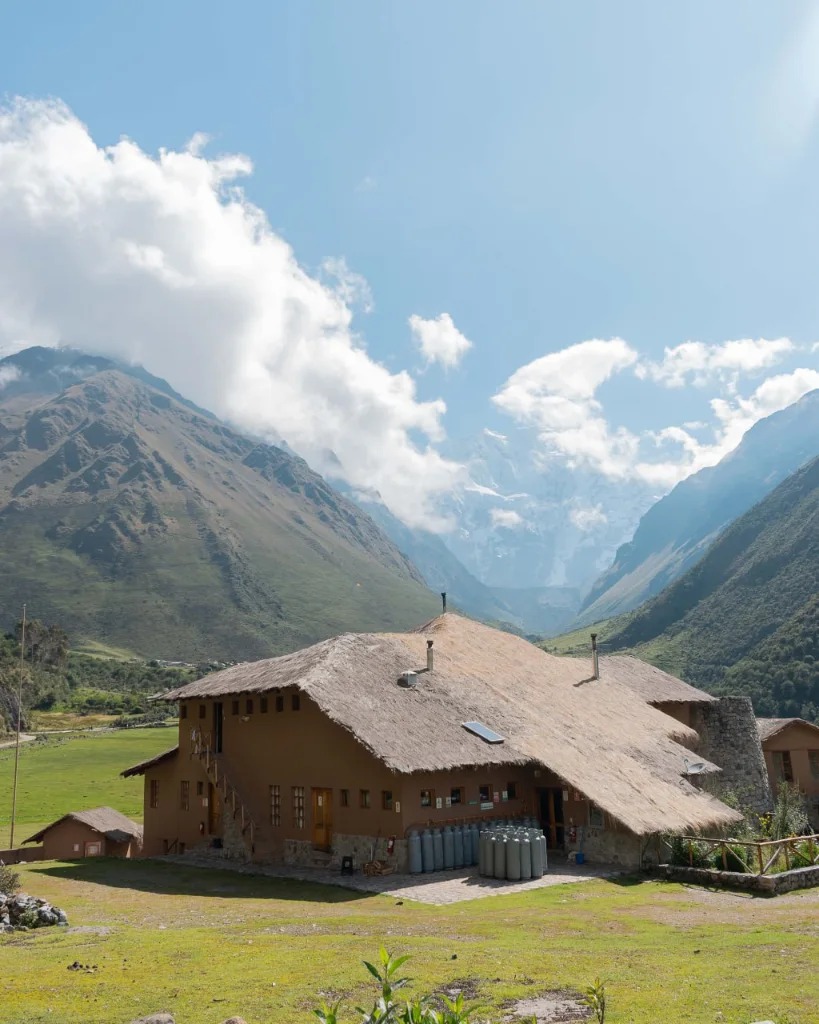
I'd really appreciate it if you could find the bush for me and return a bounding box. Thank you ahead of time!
[668,835,710,868]
[711,844,748,873]
[0,864,21,895]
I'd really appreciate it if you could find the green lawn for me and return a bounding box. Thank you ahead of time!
[1,859,816,1024]
[0,728,175,846]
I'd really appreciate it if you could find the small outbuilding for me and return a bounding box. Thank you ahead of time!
[758,718,819,829]
[24,807,143,860]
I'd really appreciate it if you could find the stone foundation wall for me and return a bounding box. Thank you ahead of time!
[660,862,819,895]
[283,834,408,872]
[220,810,251,861]
[691,696,772,813]
[567,827,647,868]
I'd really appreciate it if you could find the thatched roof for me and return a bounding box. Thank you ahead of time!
[24,806,142,844]
[587,655,715,705]
[160,614,740,836]
[757,718,819,743]
[121,745,178,778]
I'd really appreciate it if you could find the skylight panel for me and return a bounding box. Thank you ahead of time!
[463,721,505,744]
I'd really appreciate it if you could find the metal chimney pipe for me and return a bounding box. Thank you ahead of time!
[591,633,599,679]
[427,639,434,672]
[441,591,447,613]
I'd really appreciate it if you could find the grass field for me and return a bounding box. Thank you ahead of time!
[1,859,817,1024]
[0,728,175,846]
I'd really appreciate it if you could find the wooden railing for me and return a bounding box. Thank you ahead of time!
[189,729,259,855]
[678,833,819,875]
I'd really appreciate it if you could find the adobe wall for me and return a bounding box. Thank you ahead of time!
[690,696,772,814]
[41,820,108,860]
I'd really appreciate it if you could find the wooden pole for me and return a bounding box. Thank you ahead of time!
[9,605,26,850]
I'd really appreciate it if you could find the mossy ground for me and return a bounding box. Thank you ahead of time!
[1,858,817,1024]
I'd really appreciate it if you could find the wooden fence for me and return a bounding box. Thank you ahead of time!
[679,833,819,875]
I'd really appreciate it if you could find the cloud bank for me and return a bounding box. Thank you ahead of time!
[409,312,473,369]
[0,98,461,529]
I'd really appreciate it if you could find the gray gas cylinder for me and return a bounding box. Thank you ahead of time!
[493,835,507,879]
[453,825,465,868]
[421,829,434,873]
[520,835,532,880]
[443,826,455,870]
[529,832,544,878]
[506,836,521,881]
[479,831,491,875]
[468,824,480,865]
[432,828,444,871]
[408,830,423,874]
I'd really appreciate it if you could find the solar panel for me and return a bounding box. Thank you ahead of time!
[462,721,505,744]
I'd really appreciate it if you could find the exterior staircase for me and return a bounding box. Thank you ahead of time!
[189,729,262,859]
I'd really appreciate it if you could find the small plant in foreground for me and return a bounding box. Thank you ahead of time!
[0,863,21,895]
[583,977,607,1024]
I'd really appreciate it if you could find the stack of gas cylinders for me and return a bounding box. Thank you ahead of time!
[407,818,547,880]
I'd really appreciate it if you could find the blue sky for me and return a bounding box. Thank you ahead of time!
[1,2,819,527]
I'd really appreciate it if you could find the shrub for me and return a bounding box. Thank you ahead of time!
[668,835,710,868]
[711,844,748,873]
[0,864,21,895]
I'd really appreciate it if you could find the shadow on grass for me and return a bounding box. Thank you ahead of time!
[32,857,375,903]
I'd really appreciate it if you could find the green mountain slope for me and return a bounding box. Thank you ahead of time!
[0,351,439,659]
[601,455,819,717]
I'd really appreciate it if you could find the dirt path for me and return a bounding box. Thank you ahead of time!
[0,732,36,750]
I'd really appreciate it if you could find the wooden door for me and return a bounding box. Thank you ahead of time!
[212,702,224,754]
[208,782,222,835]
[311,788,332,850]
[84,840,102,857]
[539,788,565,849]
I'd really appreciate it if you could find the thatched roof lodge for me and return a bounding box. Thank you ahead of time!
[25,807,142,860]
[126,613,742,869]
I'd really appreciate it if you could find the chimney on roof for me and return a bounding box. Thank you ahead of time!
[591,633,599,680]
[427,639,434,672]
[441,591,447,613]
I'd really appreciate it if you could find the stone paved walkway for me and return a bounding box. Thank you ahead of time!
[167,854,622,905]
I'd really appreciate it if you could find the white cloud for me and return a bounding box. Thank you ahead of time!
[569,505,608,532]
[0,97,463,529]
[0,364,20,390]
[489,508,524,529]
[409,312,473,369]
[493,337,819,491]
[320,257,373,314]
[765,5,819,154]
[636,337,794,388]
[482,428,507,443]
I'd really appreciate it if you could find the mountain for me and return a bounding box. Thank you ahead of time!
[0,347,439,660]
[603,455,819,718]
[576,389,819,626]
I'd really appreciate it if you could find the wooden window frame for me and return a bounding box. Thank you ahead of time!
[478,784,492,804]
[450,787,463,805]
[506,781,518,800]
[360,789,371,809]
[292,786,305,829]
[246,699,254,715]
[180,704,188,720]
[292,693,301,711]
[382,790,393,811]
[196,781,204,797]
[420,788,435,809]
[231,700,239,715]
[260,697,268,713]
[149,779,159,809]
[198,704,206,720]
[270,785,281,827]
[275,694,284,712]
[340,789,350,807]
[180,780,190,812]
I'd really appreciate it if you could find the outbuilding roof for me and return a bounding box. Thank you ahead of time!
[757,718,819,743]
[159,613,740,836]
[121,745,179,778]
[24,806,142,845]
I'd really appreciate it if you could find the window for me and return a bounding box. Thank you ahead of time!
[246,699,254,715]
[773,750,794,783]
[180,704,187,720]
[382,790,393,811]
[589,803,605,829]
[292,786,305,829]
[231,700,239,715]
[270,785,281,827]
[420,788,434,808]
[360,789,371,809]
[340,789,350,807]
[150,780,159,809]
[810,751,819,780]
[292,693,301,711]
[479,784,492,804]
[180,780,190,811]
[450,787,463,805]
[198,704,206,720]
[260,697,268,713]
[196,781,204,797]
[275,694,284,712]
[506,782,518,800]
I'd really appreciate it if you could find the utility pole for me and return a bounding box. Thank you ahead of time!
[9,604,25,850]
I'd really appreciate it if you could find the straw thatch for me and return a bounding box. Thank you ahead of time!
[586,655,715,705]
[121,746,178,778]
[160,614,740,836]
[24,806,142,844]
[757,717,819,742]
